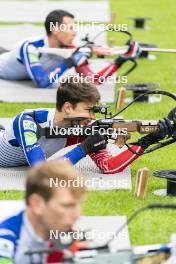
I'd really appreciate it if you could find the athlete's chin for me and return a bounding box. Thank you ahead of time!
[67,38,75,45]
[62,40,73,47]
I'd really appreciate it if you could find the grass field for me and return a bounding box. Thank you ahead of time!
[0,0,176,246]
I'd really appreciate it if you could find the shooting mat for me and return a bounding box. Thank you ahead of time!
[0,1,110,23]
[0,118,11,128]
[0,200,131,251]
[0,123,131,191]
[0,60,115,103]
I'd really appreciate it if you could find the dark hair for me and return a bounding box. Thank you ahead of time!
[25,160,86,205]
[56,77,101,111]
[45,10,74,36]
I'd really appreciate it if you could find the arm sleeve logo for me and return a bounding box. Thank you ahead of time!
[23,120,37,132]
[24,132,37,146]
[27,45,40,64]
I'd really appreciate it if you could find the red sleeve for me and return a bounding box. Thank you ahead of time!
[89,145,144,174]
[75,62,119,85]
[65,136,85,147]
[46,242,64,263]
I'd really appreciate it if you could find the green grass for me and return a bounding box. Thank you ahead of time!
[1,0,176,246]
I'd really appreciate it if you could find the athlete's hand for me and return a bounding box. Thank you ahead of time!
[153,118,175,139]
[80,132,108,154]
[115,41,142,66]
[122,41,142,60]
[65,46,92,68]
[137,118,175,149]
[167,107,176,137]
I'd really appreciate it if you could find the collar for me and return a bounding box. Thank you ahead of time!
[47,108,56,127]
[44,36,49,47]
[23,212,45,243]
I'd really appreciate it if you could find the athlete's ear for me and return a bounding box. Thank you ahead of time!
[62,102,74,115]
[28,194,46,215]
[52,27,60,37]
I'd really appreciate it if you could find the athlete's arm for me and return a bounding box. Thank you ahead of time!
[89,118,175,174]
[0,238,14,264]
[13,113,46,166]
[61,133,107,165]
[13,113,104,166]
[13,114,102,167]
[0,229,16,263]
[89,145,144,174]
[21,42,70,88]
[21,43,91,88]
[62,134,144,173]
[0,212,24,264]
[75,41,141,85]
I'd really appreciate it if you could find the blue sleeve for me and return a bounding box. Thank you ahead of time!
[0,231,15,262]
[61,145,86,165]
[0,225,16,262]
[21,42,69,88]
[13,113,46,166]
[0,212,23,262]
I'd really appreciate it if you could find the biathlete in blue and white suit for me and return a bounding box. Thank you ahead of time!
[0,10,141,88]
[0,78,175,172]
[0,160,87,264]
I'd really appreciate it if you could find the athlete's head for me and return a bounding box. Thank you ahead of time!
[56,77,100,124]
[25,160,86,238]
[45,10,76,46]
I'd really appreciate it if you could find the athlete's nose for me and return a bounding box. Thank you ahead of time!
[73,30,77,37]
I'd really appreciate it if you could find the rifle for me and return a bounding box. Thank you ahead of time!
[40,30,137,77]
[39,29,176,76]
[38,90,176,155]
[39,45,176,58]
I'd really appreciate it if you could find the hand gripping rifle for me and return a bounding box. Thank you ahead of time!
[38,90,176,156]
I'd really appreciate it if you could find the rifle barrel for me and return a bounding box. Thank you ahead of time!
[141,47,176,53]
[38,46,176,58]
